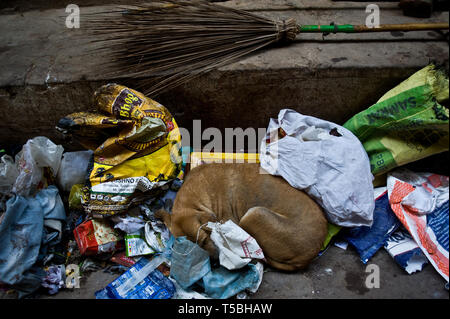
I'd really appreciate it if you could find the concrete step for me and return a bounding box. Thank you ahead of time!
[0,0,448,148]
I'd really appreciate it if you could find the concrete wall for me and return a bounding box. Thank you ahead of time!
[0,0,448,149]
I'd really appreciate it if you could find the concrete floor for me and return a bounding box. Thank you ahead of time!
[7,244,443,300]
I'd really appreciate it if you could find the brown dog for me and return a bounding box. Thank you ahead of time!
[156,163,327,271]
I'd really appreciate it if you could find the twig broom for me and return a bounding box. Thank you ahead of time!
[86,0,449,96]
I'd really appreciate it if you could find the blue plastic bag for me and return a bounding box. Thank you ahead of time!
[202,263,262,299]
[344,192,401,263]
[169,236,211,290]
[0,186,66,291]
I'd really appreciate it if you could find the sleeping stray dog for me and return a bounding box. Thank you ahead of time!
[156,163,327,271]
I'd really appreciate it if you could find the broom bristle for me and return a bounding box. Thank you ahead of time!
[86,0,298,96]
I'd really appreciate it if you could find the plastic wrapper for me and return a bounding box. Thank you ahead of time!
[344,190,401,263]
[112,215,146,234]
[125,230,155,257]
[73,219,123,255]
[207,220,265,270]
[0,155,19,195]
[56,150,93,192]
[95,255,175,299]
[110,252,137,268]
[384,228,428,274]
[259,109,374,227]
[41,265,66,295]
[387,169,449,282]
[12,136,64,197]
[344,64,449,177]
[57,84,183,217]
[170,236,211,290]
[202,262,264,299]
[68,184,84,210]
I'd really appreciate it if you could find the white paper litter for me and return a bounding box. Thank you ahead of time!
[207,220,265,270]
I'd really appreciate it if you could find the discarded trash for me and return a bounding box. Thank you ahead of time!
[344,64,449,177]
[344,190,401,264]
[0,185,66,297]
[321,223,342,251]
[73,219,123,256]
[57,84,183,218]
[384,228,429,274]
[202,262,264,299]
[0,155,19,194]
[80,258,105,274]
[387,169,449,282]
[125,230,155,257]
[12,136,64,197]
[112,215,146,234]
[68,184,84,211]
[56,150,93,192]
[207,220,265,270]
[95,254,174,299]
[42,265,66,295]
[259,109,374,227]
[170,236,211,290]
[110,251,137,268]
[170,278,210,299]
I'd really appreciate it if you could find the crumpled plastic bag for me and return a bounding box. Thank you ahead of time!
[112,215,146,234]
[56,83,182,217]
[259,109,374,227]
[41,265,66,295]
[12,136,64,197]
[56,150,93,192]
[0,186,66,295]
[207,220,265,270]
[0,155,19,195]
[344,190,401,264]
[387,169,449,282]
[202,262,264,299]
[169,236,211,290]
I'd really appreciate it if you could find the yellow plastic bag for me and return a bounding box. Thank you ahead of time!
[57,84,182,217]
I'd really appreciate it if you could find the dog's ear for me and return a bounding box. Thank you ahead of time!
[155,209,171,227]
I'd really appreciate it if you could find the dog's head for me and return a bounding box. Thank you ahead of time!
[155,209,219,259]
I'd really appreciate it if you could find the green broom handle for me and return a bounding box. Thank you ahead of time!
[298,22,449,33]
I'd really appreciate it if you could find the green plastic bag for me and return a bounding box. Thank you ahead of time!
[68,184,83,210]
[344,64,449,177]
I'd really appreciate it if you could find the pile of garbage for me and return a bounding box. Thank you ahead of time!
[259,64,448,284]
[0,84,265,299]
[0,64,448,299]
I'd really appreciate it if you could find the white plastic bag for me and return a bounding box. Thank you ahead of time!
[56,150,93,192]
[207,220,265,270]
[259,109,374,227]
[12,137,64,197]
[0,155,19,194]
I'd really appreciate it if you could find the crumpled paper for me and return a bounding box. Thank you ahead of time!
[207,220,265,270]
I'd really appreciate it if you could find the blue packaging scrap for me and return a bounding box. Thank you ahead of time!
[344,192,401,263]
[95,257,175,299]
